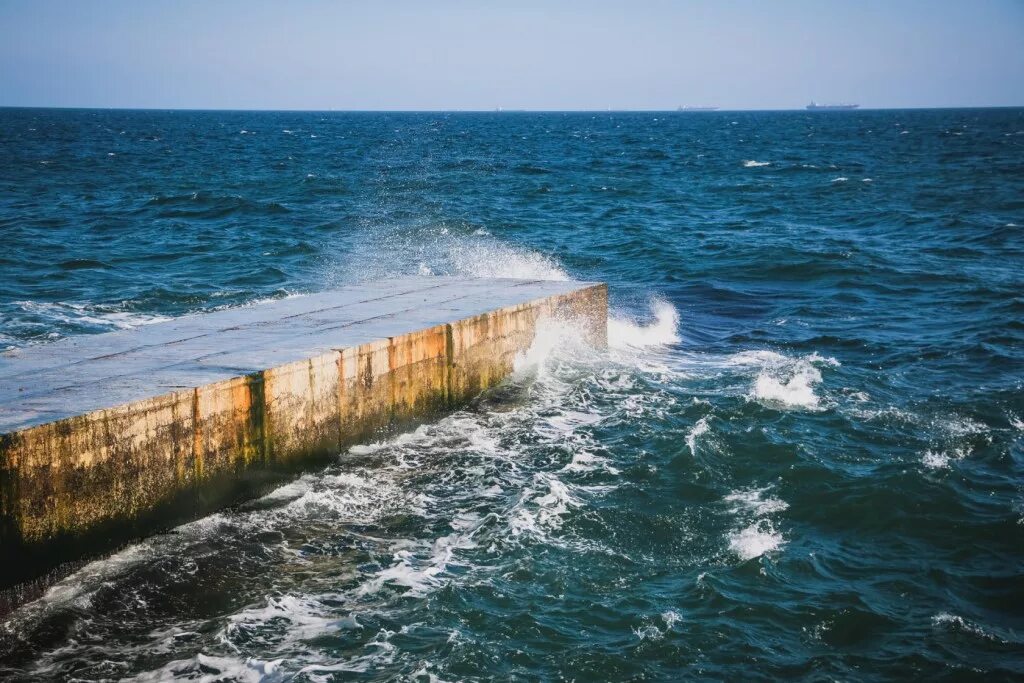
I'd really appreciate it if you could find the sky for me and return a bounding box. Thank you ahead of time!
[0,0,1022,110]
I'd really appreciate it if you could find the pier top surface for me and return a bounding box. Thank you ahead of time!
[0,277,600,433]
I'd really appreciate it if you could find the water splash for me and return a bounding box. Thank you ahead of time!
[330,223,569,284]
[608,300,681,349]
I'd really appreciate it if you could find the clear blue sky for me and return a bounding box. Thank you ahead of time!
[1,0,1021,110]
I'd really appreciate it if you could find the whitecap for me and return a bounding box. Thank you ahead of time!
[729,350,835,410]
[922,450,952,469]
[685,416,710,455]
[831,176,848,182]
[743,160,770,167]
[752,367,821,408]
[932,612,1008,643]
[728,521,784,560]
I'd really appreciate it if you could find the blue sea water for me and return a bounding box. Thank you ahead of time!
[0,107,1023,681]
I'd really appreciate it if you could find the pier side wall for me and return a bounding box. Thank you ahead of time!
[0,283,607,589]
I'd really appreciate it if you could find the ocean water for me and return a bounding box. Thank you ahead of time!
[0,107,1023,681]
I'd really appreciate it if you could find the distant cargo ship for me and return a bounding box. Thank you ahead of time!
[806,102,859,110]
[677,106,719,111]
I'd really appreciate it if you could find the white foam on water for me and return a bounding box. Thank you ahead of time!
[724,487,789,516]
[916,414,992,470]
[831,176,848,182]
[256,476,314,503]
[685,416,710,455]
[940,416,989,440]
[357,529,478,598]
[743,160,770,167]
[608,300,681,350]
[922,450,953,469]
[13,300,171,332]
[225,593,359,645]
[632,623,665,640]
[126,653,285,683]
[753,367,821,408]
[728,521,784,561]
[15,543,156,619]
[932,612,1009,643]
[632,610,682,641]
[560,450,620,474]
[508,473,582,539]
[729,350,836,410]
[278,471,427,524]
[408,664,455,683]
[662,610,683,629]
[723,484,788,561]
[356,507,495,599]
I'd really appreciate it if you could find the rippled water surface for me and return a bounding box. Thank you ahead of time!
[1,108,1023,681]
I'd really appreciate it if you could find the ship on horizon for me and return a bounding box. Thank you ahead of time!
[806,101,859,110]
[677,105,719,111]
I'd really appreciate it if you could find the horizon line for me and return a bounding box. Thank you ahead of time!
[1,104,1023,114]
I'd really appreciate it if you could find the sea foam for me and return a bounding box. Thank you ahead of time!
[728,521,784,561]
[729,350,836,410]
[608,300,681,349]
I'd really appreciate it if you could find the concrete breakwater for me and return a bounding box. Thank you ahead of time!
[0,277,607,594]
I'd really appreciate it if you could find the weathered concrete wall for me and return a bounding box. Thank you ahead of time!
[0,279,606,591]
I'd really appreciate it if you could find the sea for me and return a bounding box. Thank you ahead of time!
[0,107,1022,681]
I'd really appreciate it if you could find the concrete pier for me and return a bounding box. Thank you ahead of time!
[0,277,607,591]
